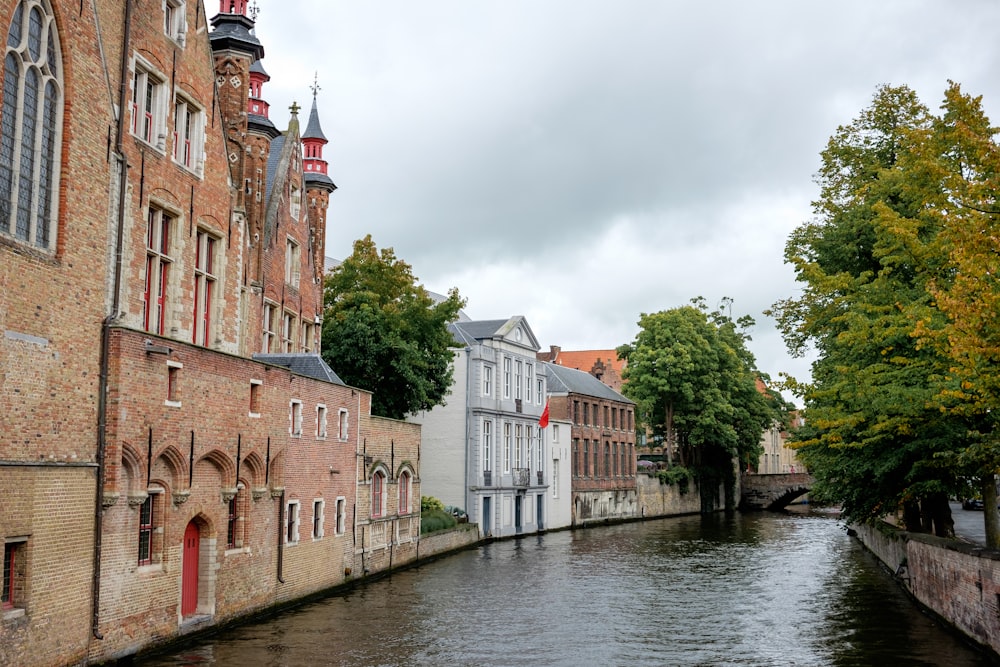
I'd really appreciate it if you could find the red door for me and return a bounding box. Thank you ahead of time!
[181,521,199,616]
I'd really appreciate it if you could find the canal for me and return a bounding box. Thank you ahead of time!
[140,509,992,666]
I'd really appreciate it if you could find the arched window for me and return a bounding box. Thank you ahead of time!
[1,0,61,250]
[398,470,411,515]
[371,469,386,518]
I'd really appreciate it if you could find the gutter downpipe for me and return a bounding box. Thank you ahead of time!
[277,489,285,583]
[93,0,134,641]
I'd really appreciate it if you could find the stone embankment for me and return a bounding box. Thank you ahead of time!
[853,521,1000,659]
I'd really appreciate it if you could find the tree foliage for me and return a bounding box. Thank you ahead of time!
[322,235,465,420]
[617,299,782,510]
[769,83,1000,537]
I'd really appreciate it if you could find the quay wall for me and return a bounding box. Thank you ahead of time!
[635,472,721,517]
[853,522,1000,658]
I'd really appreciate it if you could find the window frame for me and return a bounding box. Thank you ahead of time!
[482,364,493,397]
[163,0,186,44]
[482,419,492,472]
[262,301,277,352]
[338,409,349,441]
[2,538,26,613]
[312,498,325,540]
[285,500,300,545]
[335,497,346,535]
[316,404,327,439]
[143,206,174,335]
[285,237,300,288]
[130,56,167,150]
[0,0,63,252]
[290,399,303,437]
[192,228,216,346]
[371,470,386,518]
[172,91,203,175]
[398,471,411,515]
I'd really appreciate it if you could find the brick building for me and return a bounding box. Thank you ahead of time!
[0,1,417,664]
[543,362,638,525]
[537,346,627,393]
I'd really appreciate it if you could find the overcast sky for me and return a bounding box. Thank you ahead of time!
[250,0,1000,401]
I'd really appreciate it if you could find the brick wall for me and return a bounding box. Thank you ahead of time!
[853,522,1000,658]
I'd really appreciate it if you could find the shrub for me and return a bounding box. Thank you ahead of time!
[420,509,457,534]
[421,495,444,512]
[658,465,693,495]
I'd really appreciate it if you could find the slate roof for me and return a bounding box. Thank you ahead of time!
[249,58,269,78]
[543,361,633,404]
[253,353,345,385]
[303,97,328,142]
[265,133,285,202]
[448,319,511,346]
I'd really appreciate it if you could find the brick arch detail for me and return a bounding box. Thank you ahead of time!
[199,448,237,489]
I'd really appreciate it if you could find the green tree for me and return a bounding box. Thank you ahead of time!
[770,84,968,534]
[617,299,780,511]
[911,83,1000,546]
[322,235,465,420]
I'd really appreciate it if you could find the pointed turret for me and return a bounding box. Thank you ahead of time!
[302,77,336,193]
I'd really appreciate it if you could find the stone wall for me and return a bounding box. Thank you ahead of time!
[853,522,1000,658]
[635,472,714,517]
[416,524,481,561]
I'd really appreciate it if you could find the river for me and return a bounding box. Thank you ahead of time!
[140,508,991,666]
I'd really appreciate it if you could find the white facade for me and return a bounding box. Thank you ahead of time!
[545,418,573,530]
[411,316,549,538]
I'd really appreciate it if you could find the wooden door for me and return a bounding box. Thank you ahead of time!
[181,521,199,616]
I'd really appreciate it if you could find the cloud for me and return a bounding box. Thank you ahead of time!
[253,0,1000,401]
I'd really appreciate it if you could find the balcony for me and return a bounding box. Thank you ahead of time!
[512,468,530,487]
[483,470,493,486]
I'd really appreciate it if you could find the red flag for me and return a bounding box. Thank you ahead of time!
[538,400,550,428]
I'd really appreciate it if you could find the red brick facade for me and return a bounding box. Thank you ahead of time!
[0,1,416,665]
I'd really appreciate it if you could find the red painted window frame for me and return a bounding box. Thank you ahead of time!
[372,472,384,518]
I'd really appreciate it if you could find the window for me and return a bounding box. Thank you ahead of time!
[399,471,411,515]
[482,364,492,397]
[593,443,599,478]
[144,207,173,335]
[371,471,386,518]
[131,59,166,148]
[552,460,559,498]
[192,229,215,346]
[173,94,203,174]
[537,378,543,405]
[0,0,62,252]
[482,419,492,471]
[604,405,610,428]
[526,363,533,403]
[301,321,313,353]
[553,424,560,443]
[338,409,349,441]
[536,427,543,471]
[572,439,578,477]
[281,312,294,352]
[226,496,238,549]
[514,424,523,469]
[503,358,511,398]
[2,539,26,612]
[290,400,302,436]
[316,404,327,438]
[289,184,300,220]
[573,401,579,423]
[514,360,522,400]
[137,495,158,565]
[503,422,511,473]
[285,500,300,544]
[166,360,181,405]
[583,440,589,476]
[249,379,261,417]
[164,0,186,43]
[312,499,324,540]
[285,238,300,287]
[335,497,346,534]
[582,403,589,426]
[262,302,276,352]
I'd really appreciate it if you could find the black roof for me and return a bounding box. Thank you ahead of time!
[303,97,328,142]
[253,353,345,385]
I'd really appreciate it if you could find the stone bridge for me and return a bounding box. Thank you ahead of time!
[739,472,814,511]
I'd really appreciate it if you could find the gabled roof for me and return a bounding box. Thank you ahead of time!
[449,316,539,350]
[253,353,345,385]
[544,362,633,404]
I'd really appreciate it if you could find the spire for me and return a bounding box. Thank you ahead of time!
[301,77,335,193]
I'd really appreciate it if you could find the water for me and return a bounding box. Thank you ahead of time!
[141,509,992,666]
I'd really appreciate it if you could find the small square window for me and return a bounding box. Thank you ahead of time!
[249,379,262,417]
[166,361,182,407]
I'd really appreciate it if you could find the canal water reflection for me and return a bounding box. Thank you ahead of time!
[141,509,991,666]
